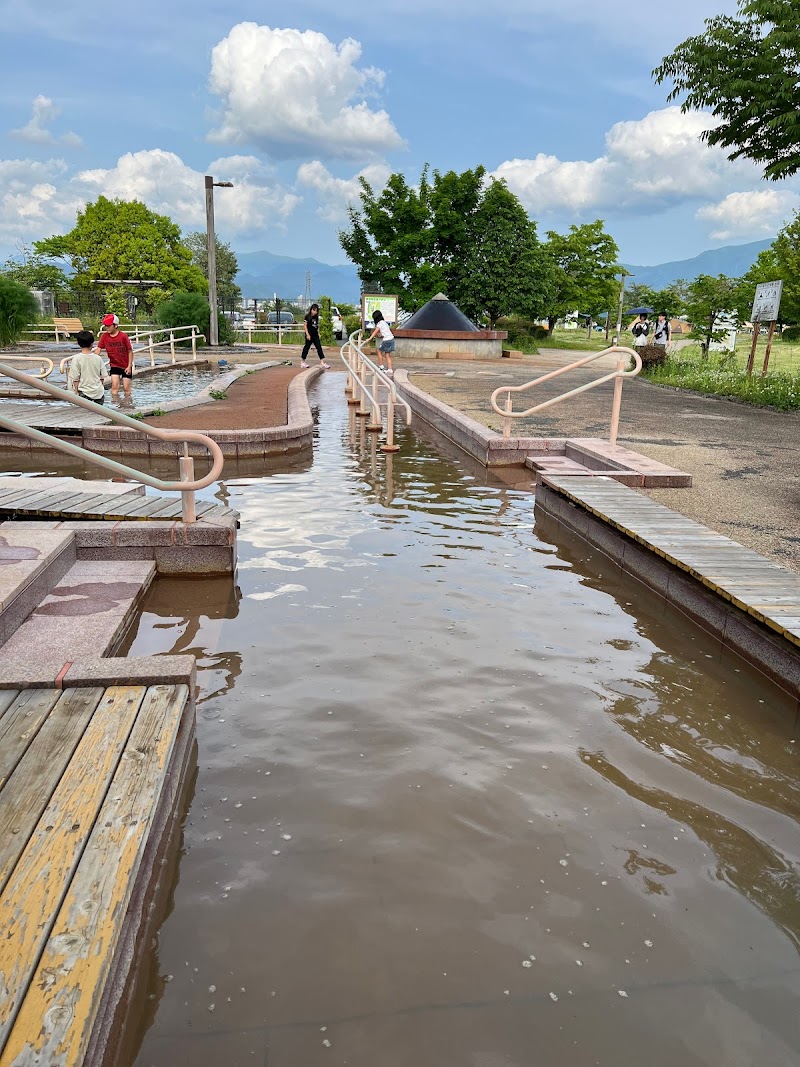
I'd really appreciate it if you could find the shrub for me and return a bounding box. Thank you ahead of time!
[0,277,39,347]
[156,291,210,345]
[343,313,361,337]
[781,325,800,342]
[217,311,234,345]
[637,343,668,369]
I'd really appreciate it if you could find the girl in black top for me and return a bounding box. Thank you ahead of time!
[301,304,330,368]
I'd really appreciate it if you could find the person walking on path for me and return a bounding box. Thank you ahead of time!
[652,312,671,348]
[68,330,106,404]
[301,304,330,369]
[367,310,395,373]
[95,314,134,404]
[631,313,650,348]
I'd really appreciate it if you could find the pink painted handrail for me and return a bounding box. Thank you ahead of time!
[490,345,641,444]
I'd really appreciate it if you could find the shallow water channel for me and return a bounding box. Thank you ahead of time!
[115,373,799,1066]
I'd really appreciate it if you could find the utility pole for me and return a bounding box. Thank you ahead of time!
[613,270,633,345]
[205,175,233,346]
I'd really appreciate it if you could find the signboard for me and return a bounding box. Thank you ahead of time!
[751,280,783,323]
[362,293,398,328]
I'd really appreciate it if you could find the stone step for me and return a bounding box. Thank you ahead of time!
[0,559,156,660]
[526,453,643,486]
[0,525,76,646]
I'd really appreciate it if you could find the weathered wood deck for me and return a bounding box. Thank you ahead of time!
[0,401,110,430]
[0,682,195,1066]
[0,484,235,522]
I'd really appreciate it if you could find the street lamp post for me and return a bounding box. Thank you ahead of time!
[205,175,234,346]
[613,270,633,346]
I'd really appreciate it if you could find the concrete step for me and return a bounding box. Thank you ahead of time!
[0,525,76,646]
[526,453,643,486]
[0,559,156,660]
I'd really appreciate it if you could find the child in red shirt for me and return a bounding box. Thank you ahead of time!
[96,314,134,404]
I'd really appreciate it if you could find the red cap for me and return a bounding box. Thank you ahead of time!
[102,314,118,327]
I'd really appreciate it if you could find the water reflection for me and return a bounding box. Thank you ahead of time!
[121,372,799,1067]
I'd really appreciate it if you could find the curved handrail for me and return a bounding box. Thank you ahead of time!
[490,345,641,445]
[344,331,411,423]
[0,355,55,379]
[0,361,225,522]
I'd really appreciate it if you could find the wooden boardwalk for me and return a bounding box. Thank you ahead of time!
[0,484,235,522]
[540,475,800,647]
[0,400,109,430]
[0,683,194,1066]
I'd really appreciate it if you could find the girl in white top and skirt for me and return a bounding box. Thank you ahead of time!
[367,310,395,374]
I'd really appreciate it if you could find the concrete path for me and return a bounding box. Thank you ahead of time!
[406,350,800,572]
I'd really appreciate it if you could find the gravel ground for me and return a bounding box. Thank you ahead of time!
[406,351,800,572]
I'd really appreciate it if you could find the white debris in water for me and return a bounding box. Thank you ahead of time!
[549,992,559,1002]
[559,859,568,867]
[582,942,590,948]
[235,803,242,809]
[208,985,216,993]
[529,955,536,961]
[644,940,653,948]
[575,960,583,967]
[272,850,281,856]
[618,990,629,998]
[221,797,228,803]
[322,1039,331,1048]
[281,833,292,840]
[522,960,532,968]
[208,1003,215,1012]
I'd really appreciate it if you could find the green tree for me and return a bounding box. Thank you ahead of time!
[455,181,552,326]
[684,273,741,355]
[626,280,688,317]
[183,231,241,309]
[543,221,621,331]
[654,0,800,180]
[317,295,335,346]
[0,277,39,346]
[35,196,207,311]
[732,215,800,325]
[339,165,551,321]
[1,245,70,293]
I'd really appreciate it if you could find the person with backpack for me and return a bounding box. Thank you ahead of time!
[652,312,671,347]
[631,313,650,347]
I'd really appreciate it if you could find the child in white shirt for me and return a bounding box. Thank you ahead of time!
[367,310,395,373]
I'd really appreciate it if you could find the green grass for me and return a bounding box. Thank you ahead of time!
[535,327,612,352]
[643,348,800,411]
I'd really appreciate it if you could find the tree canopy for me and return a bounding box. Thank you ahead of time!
[543,221,621,329]
[35,196,207,308]
[1,245,70,292]
[339,166,552,323]
[684,273,741,354]
[653,0,800,180]
[183,231,241,308]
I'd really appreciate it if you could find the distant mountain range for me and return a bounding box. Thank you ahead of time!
[235,239,776,304]
[623,239,773,290]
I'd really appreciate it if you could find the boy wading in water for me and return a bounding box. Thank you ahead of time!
[96,314,134,404]
[367,310,395,374]
[301,303,330,369]
[69,331,106,404]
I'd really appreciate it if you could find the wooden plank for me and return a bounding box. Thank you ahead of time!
[0,686,146,1052]
[0,684,189,1067]
[0,693,19,724]
[0,688,104,894]
[0,690,62,792]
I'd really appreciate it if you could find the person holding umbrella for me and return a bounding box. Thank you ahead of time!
[630,311,651,348]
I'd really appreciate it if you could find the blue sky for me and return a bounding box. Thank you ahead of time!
[1,0,796,271]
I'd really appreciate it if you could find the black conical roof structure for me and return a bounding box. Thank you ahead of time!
[401,293,479,332]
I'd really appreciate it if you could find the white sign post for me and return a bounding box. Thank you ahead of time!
[747,280,783,376]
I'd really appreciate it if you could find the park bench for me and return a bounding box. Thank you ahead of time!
[52,316,85,339]
[0,680,194,1065]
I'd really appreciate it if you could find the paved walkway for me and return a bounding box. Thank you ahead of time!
[405,351,800,572]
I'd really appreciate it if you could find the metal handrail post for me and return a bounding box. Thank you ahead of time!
[192,328,197,361]
[367,369,382,431]
[503,394,513,438]
[149,335,155,367]
[170,331,176,362]
[609,352,625,445]
[382,392,400,452]
[180,446,196,523]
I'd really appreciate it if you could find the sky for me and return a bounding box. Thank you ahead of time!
[1,0,796,272]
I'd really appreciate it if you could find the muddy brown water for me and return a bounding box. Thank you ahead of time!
[12,372,799,1066]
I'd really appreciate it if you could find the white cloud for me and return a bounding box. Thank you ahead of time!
[493,106,759,216]
[207,23,404,160]
[0,150,300,248]
[10,95,83,148]
[296,160,391,222]
[696,190,800,241]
